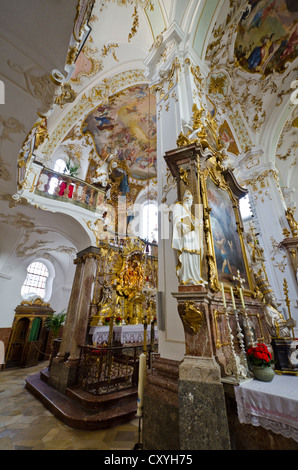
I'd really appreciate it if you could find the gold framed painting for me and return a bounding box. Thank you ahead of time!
[201,169,253,294]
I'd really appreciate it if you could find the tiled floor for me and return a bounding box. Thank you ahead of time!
[0,362,139,450]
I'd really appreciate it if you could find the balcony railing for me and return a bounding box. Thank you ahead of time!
[35,167,105,212]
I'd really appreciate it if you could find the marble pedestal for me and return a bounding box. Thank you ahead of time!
[178,356,231,450]
[143,355,180,450]
[48,358,78,395]
[143,354,231,450]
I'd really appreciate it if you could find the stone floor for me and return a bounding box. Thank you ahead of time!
[0,362,139,450]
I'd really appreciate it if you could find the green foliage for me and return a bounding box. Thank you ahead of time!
[45,310,66,338]
[64,157,80,177]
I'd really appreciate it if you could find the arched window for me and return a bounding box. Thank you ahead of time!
[54,158,67,173]
[239,194,253,221]
[21,261,49,299]
[48,159,67,194]
[141,202,158,242]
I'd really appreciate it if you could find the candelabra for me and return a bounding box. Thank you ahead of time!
[233,270,256,348]
[221,283,250,380]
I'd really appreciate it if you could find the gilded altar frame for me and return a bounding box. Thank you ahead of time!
[164,141,255,297]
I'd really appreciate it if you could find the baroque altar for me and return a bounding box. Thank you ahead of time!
[88,236,158,330]
[164,107,274,383]
[142,105,297,451]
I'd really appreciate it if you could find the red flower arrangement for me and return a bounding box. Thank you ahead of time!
[115,316,121,324]
[246,343,274,368]
[91,344,108,356]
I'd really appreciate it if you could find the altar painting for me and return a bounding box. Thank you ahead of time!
[235,0,298,76]
[82,84,157,181]
[206,177,249,288]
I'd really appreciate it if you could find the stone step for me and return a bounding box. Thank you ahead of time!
[150,355,180,380]
[25,372,137,430]
[40,367,50,383]
[66,384,138,411]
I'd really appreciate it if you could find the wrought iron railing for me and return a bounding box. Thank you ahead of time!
[77,344,156,395]
[35,166,104,212]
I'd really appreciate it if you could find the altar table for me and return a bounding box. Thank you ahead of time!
[90,324,158,346]
[234,375,298,442]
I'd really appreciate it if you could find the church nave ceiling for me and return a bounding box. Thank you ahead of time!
[203,0,297,195]
[0,0,297,248]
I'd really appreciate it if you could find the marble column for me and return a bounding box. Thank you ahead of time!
[54,256,84,361]
[49,246,99,394]
[237,152,298,336]
[67,251,98,362]
[143,27,232,448]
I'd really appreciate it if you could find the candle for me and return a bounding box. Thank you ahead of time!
[137,353,146,417]
[230,286,236,310]
[221,283,226,308]
[239,288,245,309]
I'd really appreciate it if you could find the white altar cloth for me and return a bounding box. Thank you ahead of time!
[90,324,158,345]
[114,324,158,344]
[90,326,109,345]
[234,375,298,442]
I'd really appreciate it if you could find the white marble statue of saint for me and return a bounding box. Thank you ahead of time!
[263,291,296,339]
[172,189,207,286]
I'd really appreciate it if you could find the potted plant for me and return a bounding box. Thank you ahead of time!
[64,157,80,177]
[45,310,66,364]
[246,343,275,382]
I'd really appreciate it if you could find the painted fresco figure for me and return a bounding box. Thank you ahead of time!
[247,34,274,71]
[172,190,207,286]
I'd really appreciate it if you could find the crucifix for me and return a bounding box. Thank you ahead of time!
[233,270,246,308]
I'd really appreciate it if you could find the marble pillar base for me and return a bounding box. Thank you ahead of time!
[143,355,231,450]
[178,356,231,450]
[48,359,79,395]
[143,355,180,450]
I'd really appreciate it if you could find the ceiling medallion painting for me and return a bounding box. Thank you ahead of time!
[82,84,157,184]
[219,121,240,156]
[235,0,298,76]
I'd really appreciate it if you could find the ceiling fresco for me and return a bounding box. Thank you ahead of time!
[81,84,157,183]
[235,0,298,76]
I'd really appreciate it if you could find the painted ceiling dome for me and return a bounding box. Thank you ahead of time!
[81,84,157,182]
[234,0,298,76]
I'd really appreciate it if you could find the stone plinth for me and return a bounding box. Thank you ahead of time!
[48,359,79,395]
[143,355,180,450]
[178,356,231,450]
